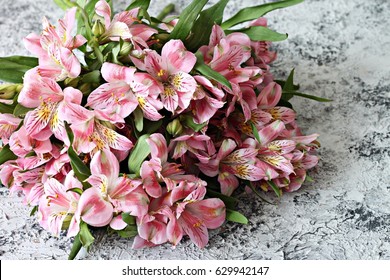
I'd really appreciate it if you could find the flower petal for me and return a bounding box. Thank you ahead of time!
[186,198,226,229]
[178,211,208,248]
[162,40,196,73]
[101,62,136,83]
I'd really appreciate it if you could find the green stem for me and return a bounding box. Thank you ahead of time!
[156,3,175,21]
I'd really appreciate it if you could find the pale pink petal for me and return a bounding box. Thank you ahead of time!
[257,82,282,109]
[138,220,168,245]
[217,139,237,160]
[144,51,165,79]
[161,85,179,113]
[186,198,226,229]
[58,46,81,78]
[162,40,196,73]
[258,120,285,145]
[95,0,112,27]
[140,160,162,198]
[23,33,46,57]
[110,215,127,230]
[261,155,294,174]
[218,171,239,196]
[178,211,208,248]
[266,107,296,124]
[101,62,136,83]
[77,187,113,227]
[132,235,157,249]
[115,185,149,217]
[90,149,119,183]
[146,133,168,163]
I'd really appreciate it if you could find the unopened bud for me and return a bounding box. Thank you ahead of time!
[167,119,183,137]
[64,77,80,88]
[119,42,133,56]
[92,19,106,38]
[0,83,22,100]
[79,83,92,95]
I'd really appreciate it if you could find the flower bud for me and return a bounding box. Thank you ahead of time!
[167,119,183,137]
[79,83,92,95]
[119,42,133,56]
[64,77,80,88]
[92,19,106,37]
[0,83,22,100]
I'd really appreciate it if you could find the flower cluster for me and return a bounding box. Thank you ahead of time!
[0,0,321,257]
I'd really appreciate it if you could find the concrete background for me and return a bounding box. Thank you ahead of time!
[0,0,389,259]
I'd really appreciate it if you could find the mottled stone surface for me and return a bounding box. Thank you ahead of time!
[1,0,389,260]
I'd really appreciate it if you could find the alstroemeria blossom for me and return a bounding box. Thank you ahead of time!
[87,149,149,217]
[144,40,197,113]
[38,171,81,236]
[24,7,86,80]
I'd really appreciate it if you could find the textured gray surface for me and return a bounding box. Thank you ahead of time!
[1,0,390,260]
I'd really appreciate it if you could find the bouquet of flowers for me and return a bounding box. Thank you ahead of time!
[0,0,327,259]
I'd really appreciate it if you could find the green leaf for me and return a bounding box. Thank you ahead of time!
[81,70,101,84]
[283,91,333,102]
[79,222,95,251]
[156,3,175,21]
[128,134,151,176]
[0,145,17,165]
[250,121,261,144]
[275,79,300,91]
[194,53,232,90]
[206,189,238,209]
[68,233,83,260]
[121,213,136,226]
[126,0,150,11]
[30,206,38,217]
[142,119,163,135]
[168,0,208,41]
[133,107,144,132]
[13,104,33,118]
[116,225,138,238]
[0,103,14,114]
[186,0,229,51]
[66,188,84,195]
[54,0,74,10]
[65,123,91,185]
[84,0,100,17]
[276,98,293,109]
[282,68,295,100]
[225,26,287,42]
[221,0,304,29]
[226,209,248,224]
[267,180,282,197]
[0,56,38,83]
[180,114,207,132]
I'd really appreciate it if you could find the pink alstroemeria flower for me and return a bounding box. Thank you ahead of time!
[199,138,266,196]
[38,171,81,236]
[87,62,163,123]
[134,184,225,248]
[0,114,22,144]
[86,149,149,217]
[18,69,85,143]
[24,7,86,80]
[140,133,202,198]
[60,95,133,156]
[189,76,225,124]
[95,0,156,50]
[144,40,197,113]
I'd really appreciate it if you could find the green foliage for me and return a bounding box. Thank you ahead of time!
[226,209,248,224]
[194,53,232,90]
[0,145,17,166]
[225,26,288,42]
[0,56,38,83]
[186,0,230,51]
[128,134,151,176]
[169,0,208,41]
[221,0,304,29]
